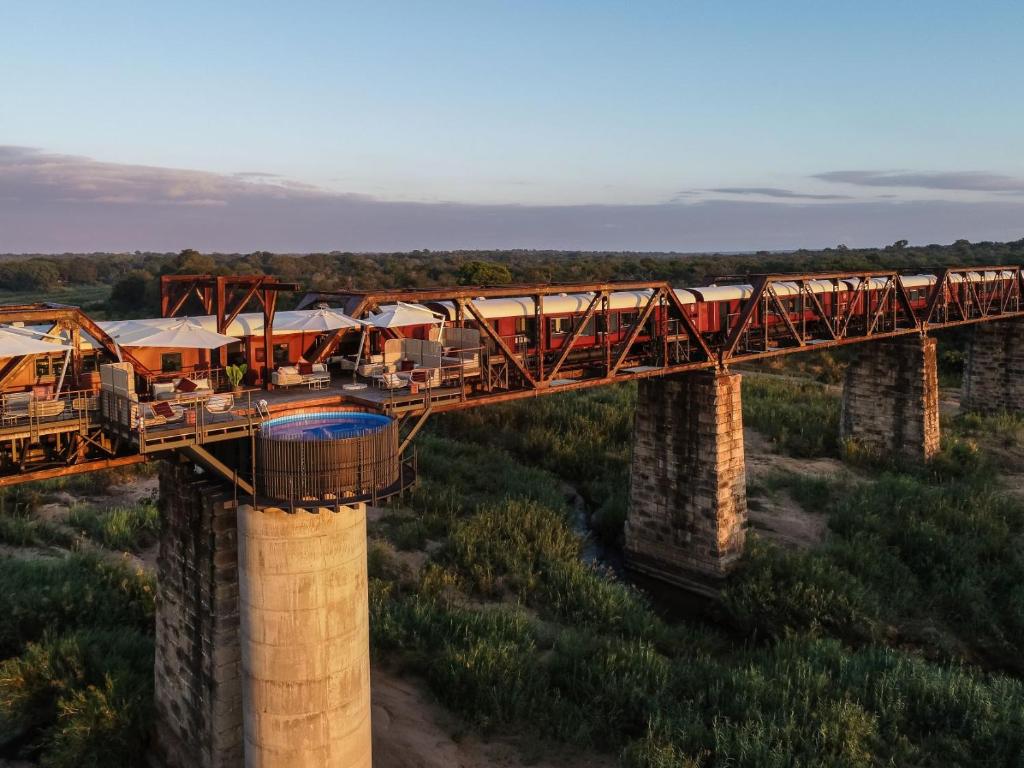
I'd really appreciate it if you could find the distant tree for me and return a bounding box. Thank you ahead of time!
[109,270,159,316]
[174,249,216,274]
[457,260,513,286]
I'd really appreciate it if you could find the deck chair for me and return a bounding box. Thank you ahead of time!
[204,393,235,420]
[29,399,67,419]
[140,401,184,427]
[374,372,406,390]
[2,392,33,422]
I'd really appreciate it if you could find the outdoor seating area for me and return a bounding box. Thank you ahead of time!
[272,362,331,389]
[151,376,215,401]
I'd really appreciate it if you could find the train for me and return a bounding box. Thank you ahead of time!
[4,269,1016,394]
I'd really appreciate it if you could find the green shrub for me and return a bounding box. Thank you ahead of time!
[723,538,883,642]
[742,375,840,457]
[0,629,153,767]
[67,502,158,552]
[0,554,154,660]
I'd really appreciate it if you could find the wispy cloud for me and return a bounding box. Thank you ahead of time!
[2,146,1024,252]
[0,146,348,207]
[815,170,1024,193]
[706,187,852,201]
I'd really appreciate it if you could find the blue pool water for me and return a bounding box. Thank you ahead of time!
[261,411,392,441]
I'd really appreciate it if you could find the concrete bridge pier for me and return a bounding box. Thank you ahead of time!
[152,463,372,768]
[961,318,1024,414]
[624,370,747,591]
[840,335,940,463]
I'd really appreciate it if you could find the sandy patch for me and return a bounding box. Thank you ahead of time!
[372,667,615,768]
[743,428,845,549]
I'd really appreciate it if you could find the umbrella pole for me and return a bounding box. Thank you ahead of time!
[352,328,367,382]
[55,349,71,397]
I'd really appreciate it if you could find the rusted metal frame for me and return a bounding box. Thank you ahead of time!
[1000,271,1021,313]
[337,279,682,307]
[765,284,804,347]
[964,276,986,319]
[261,289,278,388]
[75,429,115,457]
[892,277,919,330]
[0,454,147,488]
[398,405,432,455]
[309,296,374,364]
[801,283,837,339]
[461,299,537,387]
[535,294,545,381]
[977,275,998,316]
[721,277,768,364]
[865,281,895,336]
[923,269,950,325]
[662,286,713,361]
[180,445,256,496]
[219,281,262,334]
[74,311,152,376]
[837,277,870,338]
[946,277,967,321]
[547,293,601,381]
[0,355,31,390]
[602,293,612,373]
[609,288,662,376]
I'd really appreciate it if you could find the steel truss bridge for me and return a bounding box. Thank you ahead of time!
[0,265,1021,488]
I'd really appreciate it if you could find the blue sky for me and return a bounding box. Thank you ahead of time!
[3,1,1024,251]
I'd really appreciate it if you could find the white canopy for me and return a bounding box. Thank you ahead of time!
[272,308,364,333]
[0,327,73,358]
[112,317,236,349]
[366,303,443,329]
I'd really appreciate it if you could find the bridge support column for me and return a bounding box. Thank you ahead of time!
[840,335,940,462]
[238,502,372,768]
[153,462,243,768]
[961,319,1024,415]
[624,370,747,590]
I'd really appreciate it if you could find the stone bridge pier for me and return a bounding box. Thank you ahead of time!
[624,337,944,590]
[961,319,1024,414]
[151,461,372,768]
[624,370,747,591]
[840,335,940,463]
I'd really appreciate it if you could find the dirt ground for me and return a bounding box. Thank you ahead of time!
[372,667,615,768]
[743,427,845,549]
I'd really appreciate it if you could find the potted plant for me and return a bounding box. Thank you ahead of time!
[225,363,247,393]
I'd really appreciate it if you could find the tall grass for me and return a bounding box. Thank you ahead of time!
[741,375,841,457]
[67,502,159,552]
[0,555,155,765]
[369,370,1024,765]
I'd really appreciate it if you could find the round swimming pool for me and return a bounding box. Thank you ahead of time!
[257,409,400,502]
[261,411,392,441]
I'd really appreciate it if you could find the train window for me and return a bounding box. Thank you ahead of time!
[81,355,98,373]
[161,353,183,373]
[619,312,637,329]
[582,317,597,336]
[548,317,571,335]
[35,357,52,377]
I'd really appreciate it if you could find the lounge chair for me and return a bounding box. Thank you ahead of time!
[374,372,406,390]
[204,393,235,420]
[272,363,331,388]
[2,392,33,423]
[139,401,184,428]
[29,399,67,419]
[152,376,214,401]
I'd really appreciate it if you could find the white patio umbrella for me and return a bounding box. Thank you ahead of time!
[365,303,444,329]
[273,308,364,333]
[351,303,445,381]
[0,326,73,357]
[111,317,236,349]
